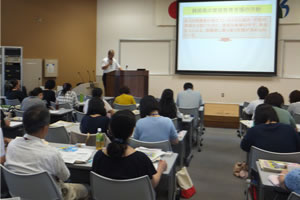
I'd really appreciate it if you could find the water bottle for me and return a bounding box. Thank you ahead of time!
[96,128,105,150]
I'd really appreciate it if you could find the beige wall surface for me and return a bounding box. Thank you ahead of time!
[97,0,300,103]
[1,0,97,87]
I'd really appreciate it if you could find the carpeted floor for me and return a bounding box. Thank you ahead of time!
[188,127,247,200]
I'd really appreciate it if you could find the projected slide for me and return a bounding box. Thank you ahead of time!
[176,0,278,75]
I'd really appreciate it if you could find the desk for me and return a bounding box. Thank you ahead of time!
[239,120,253,138]
[181,116,194,166]
[172,130,187,168]
[49,142,178,200]
[50,108,73,122]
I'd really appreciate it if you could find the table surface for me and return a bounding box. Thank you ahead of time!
[49,108,73,115]
[256,161,277,188]
[49,142,178,175]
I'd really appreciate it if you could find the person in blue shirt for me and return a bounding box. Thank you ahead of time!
[279,169,300,195]
[134,95,178,144]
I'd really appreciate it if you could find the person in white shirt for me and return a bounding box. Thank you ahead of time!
[288,90,300,116]
[5,105,89,200]
[101,50,122,90]
[176,82,203,109]
[243,86,269,118]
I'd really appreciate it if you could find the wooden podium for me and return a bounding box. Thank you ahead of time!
[105,70,149,97]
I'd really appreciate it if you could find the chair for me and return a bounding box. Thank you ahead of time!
[5,99,20,106]
[90,172,155,200]
[172,118,178,130]
[293,113,300,124]
[1,197,21,200]
[74,110,85,123]
[1,165,63,200]
[45,126,70,144]
[70,131,97,146]
[245,146,300,200]
[134,97,142,104]
[128,138,172,152]
[288,192,300,200]
[14,110,24,117]
[113,103,137,111]
[178,107,202,152]
[58,103,72,109]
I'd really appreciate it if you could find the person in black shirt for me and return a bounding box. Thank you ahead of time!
[159,89,177,119]
[5,79,26,103]
[43,80,56,108]
[80,98,109,134]
[92,110,167,188]
[240,104,300,153]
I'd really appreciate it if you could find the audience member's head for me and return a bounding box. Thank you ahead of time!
[5,79,20,91]
[119,86,130,95]
[92,88,103,98]
[107,110,136,158]
[29,87,43,99]
[289,90,300,104]
[140,95,160,118]
[160,89,174,104]
[45,80,56,90]
[62,83,72,95]
[23,105,50,136]
[184,82,193,90]
[257,86,269,99]
[87,98,106,116]
[254,104,279,125]
[264,92,284,108]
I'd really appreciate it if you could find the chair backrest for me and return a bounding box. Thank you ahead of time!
[90,172,155,200]
[45,126,70,144]
[5,99,20,106]
[248,146,300,174]
[178,107,199,127]
[128,138,172,152]
[113,103,137,111]
[134,97,142,104]
[288,192,300,200]
[293,113,300,124]
[282,105,289,110]
[74,111,85,123]
[1,165,62,200]
[58,103,72,109]
[70,131,97,146]
[14,110,24,117]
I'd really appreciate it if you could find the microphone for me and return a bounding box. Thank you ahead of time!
[126,65,128,70]
[87,70,91,82]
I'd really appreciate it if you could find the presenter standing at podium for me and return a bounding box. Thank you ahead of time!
[101,50,122,91]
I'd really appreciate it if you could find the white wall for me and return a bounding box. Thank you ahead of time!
[97,0,300,103]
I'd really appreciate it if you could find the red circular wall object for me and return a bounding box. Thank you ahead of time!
[168,1,177,19]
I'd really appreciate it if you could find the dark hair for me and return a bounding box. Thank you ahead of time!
[61,83,72,95]
[92,88,103,98]
[257,86,269,99]
[119,86,130,95]
[254,104,279,125]
[29,87,43,96]
[107,110,136,158]
[159,89,177,119]
[139,95,159,118]
[23,105,50,134]
[86,98,106,116]
[289,90,300,104]
[184,82,193,90]
[5,79,19,91]
[264,92,284,108]
[45,80,56,90]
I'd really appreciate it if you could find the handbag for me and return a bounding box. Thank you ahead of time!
[233,161,248,179]
[176,167,196,198]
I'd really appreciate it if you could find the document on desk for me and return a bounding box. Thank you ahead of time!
[58,147,94,164]
[50,110,60,114]
[178,130,187,140]
[50,120,75,128]
[135,147,165,162]
[10,121,22,128]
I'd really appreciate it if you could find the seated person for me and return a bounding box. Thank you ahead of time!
[264,92,297,129]
[92,110,167,188]
[243,86,269,118]
[279,169,300,195]
[56,83,79,108]
[83,88,114,116]
[240,104,300,153]
[43,79,56,108]
[21,87,46,111]
[177,82,203,109]
[80,98,110,134]
[113,86,136,105]
[5,79,26,102]
[4,105,88,199]
[134,95,178,144]
[288,90,300,116]
[159,89,178,119]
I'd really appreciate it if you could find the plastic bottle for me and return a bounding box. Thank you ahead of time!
[96,128,105,150]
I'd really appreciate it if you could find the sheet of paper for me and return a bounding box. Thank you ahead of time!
[135,147,165,162]
[58,147,94,164]
[50,110,60,114]
[10,121,22,128]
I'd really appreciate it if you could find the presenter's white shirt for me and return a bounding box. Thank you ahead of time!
[243,99,264,116]
[101,57,121,74]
